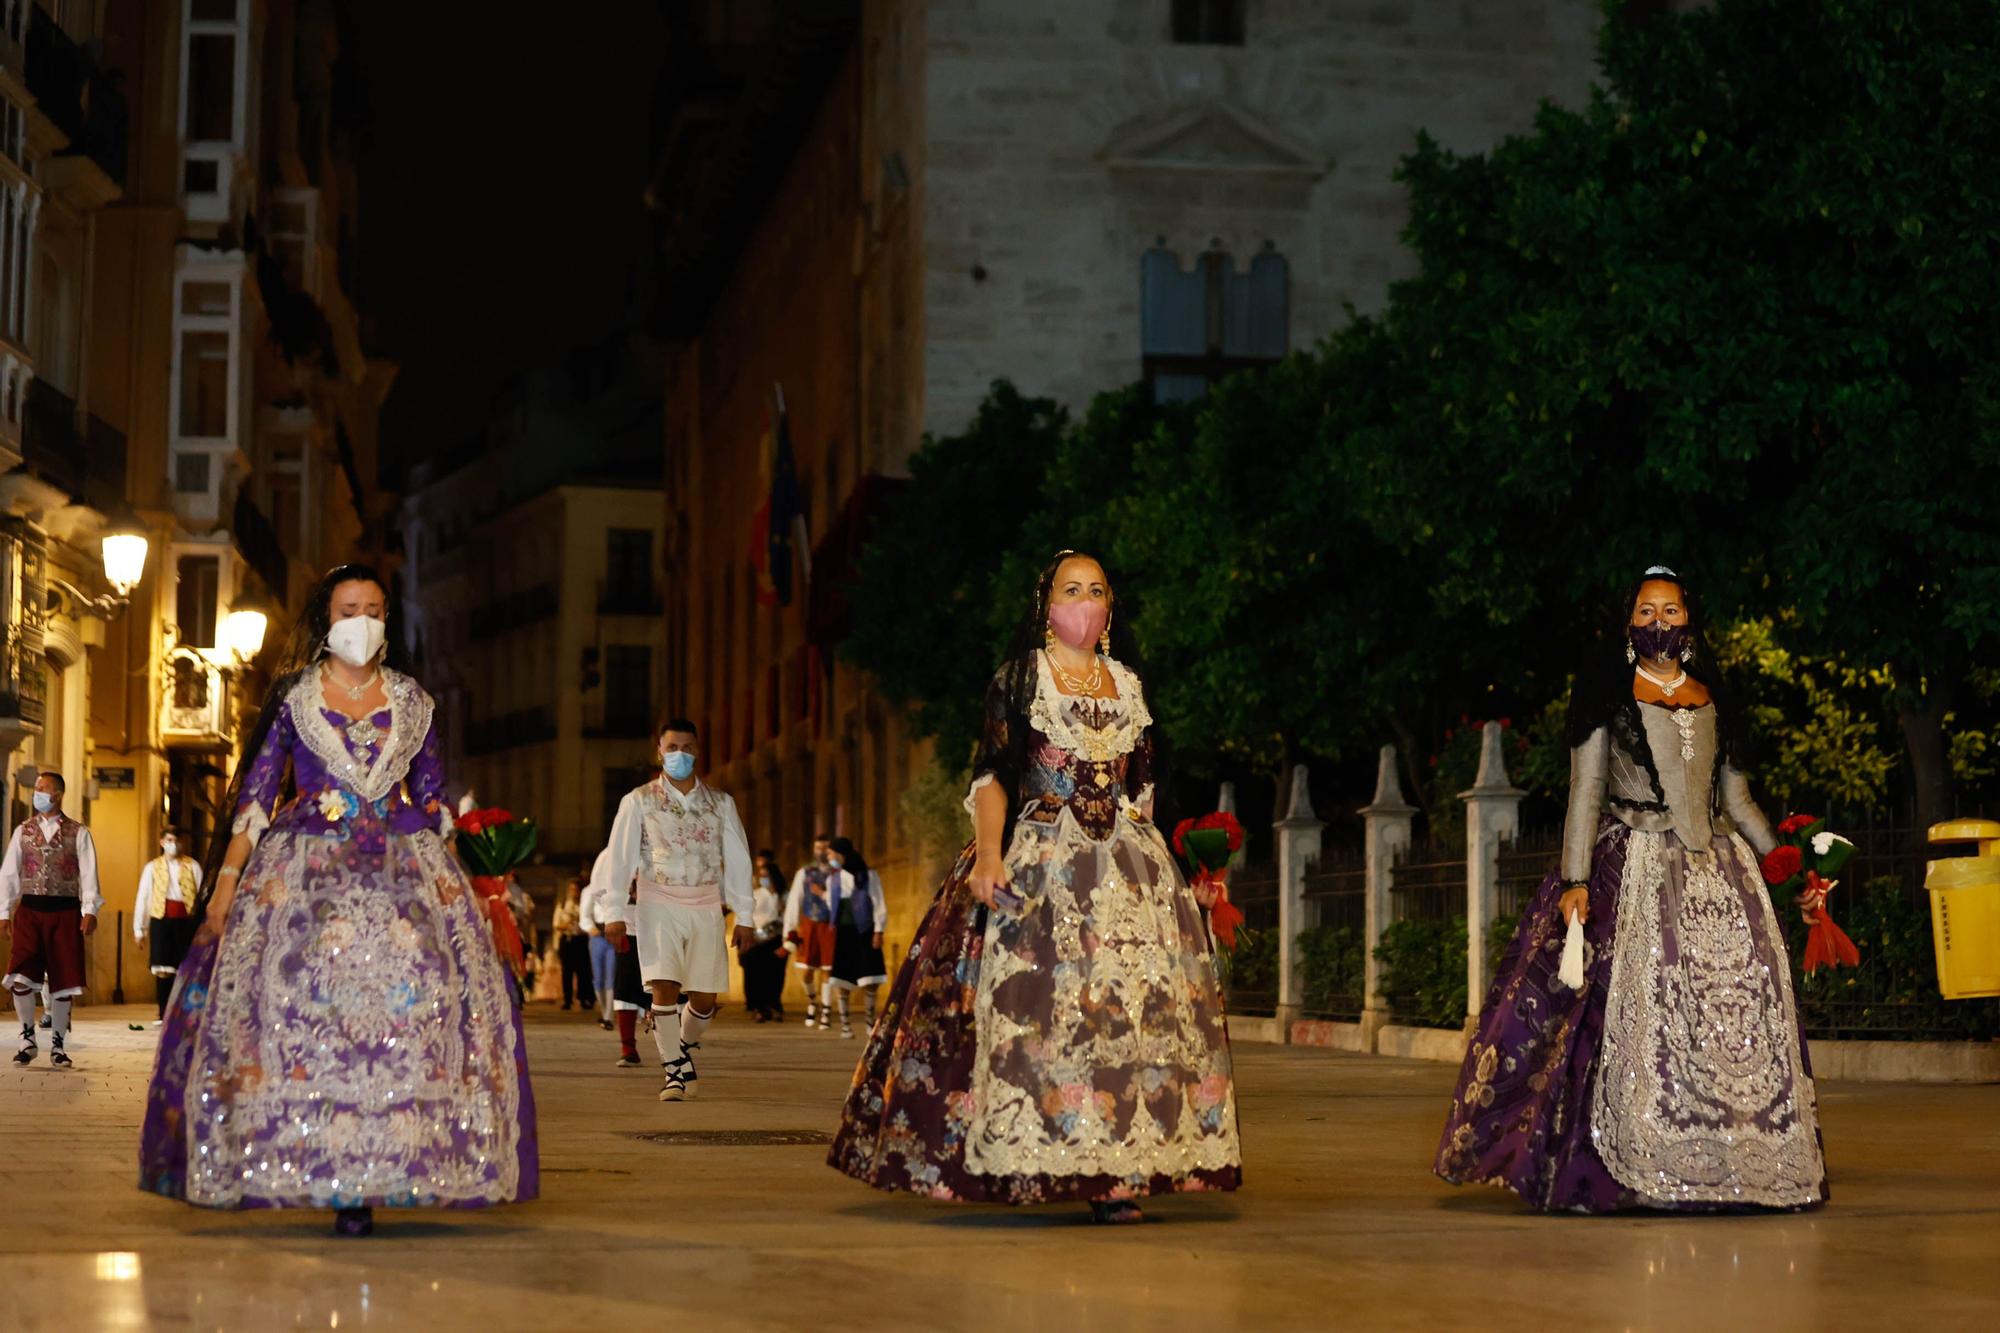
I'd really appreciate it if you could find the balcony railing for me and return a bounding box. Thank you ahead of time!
[21,378,126,517]
[25,5,128,189]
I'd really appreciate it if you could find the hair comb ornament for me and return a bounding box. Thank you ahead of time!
[1644,564,1678,578]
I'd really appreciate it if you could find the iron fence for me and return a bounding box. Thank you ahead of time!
[1218,859,1278,1017]
[1299,844,1366,1021]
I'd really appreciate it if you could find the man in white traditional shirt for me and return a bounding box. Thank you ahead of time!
[133,825,200,1024]
[602,718,755,1101]
[0,771,102,1068]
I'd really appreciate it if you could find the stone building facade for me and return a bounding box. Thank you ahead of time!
[648,0,1607,966]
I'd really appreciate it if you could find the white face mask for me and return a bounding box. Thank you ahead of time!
[162,840,178,858]
[32,790,55,814]
[325,614,387,668]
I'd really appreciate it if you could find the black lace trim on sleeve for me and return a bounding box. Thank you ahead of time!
[1608,699,1670,814]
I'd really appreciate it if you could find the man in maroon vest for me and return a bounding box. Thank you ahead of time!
[0,771,102,1068]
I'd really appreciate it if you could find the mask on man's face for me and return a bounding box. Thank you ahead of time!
[662,750,697,782]
[162,839,179,858]
[32,790,54,814]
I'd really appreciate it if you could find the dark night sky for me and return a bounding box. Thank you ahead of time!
[344,4,668,481]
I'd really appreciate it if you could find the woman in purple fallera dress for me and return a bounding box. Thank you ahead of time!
[139,566,538,1237]
[1435,567,1826,1213]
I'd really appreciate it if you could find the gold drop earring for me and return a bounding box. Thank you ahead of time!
[1099,608,1112,656]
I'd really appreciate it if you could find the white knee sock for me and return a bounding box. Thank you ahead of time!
[834,988,851,1025]
[11,987,33,1030]
[49,997,71,1037]
[651,1005,681,1065]
[862,985,879,1026]
[679,1003,712,1048]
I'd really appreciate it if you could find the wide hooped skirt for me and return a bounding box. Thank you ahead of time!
[1435,820,1826,1213]
[829,823,1242,1205]
[139,829,538,1211]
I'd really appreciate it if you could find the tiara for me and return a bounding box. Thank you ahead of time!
[1644,564,1678,578]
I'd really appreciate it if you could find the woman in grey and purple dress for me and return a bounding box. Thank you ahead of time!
[1435,567,1826,1213]
[139,566,537,1236]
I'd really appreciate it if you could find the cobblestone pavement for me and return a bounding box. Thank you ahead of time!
[3,1003,1997,1331]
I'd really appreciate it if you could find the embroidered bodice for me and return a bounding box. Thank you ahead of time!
[231,667,451,851]
[1562,702,1776,881]
[968,654,1159,843]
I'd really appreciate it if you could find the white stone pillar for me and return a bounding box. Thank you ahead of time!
[1459,722,1525,1029]
[1274,763,1322,1040]
[1360,745,1415,1046]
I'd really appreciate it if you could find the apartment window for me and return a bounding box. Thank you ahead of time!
[169,256,243,522]
[174,452,211,494]
[605,528,651,605]
[262,434,312,556]
[605,646,652,733]
[0,173,40,353]
[1172,0,1245,45]
[180,0,248,222]
[175,553,221,648]
[1141,244,1288,403]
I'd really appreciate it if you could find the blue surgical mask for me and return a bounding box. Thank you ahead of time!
[32,791,54,814]
[829,857,844,872]
[662,750,697,781]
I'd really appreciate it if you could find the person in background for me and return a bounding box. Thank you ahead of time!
[579,865,616,1030]
[133,825,200,1024]
[0,770,101,1070]
[783,834,837,1029]
[821,837,887,1040]
[739,851,788,1022]
[553,877,595,1012]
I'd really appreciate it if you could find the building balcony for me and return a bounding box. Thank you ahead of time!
[25,4,128,191]
[0,621,47,734]
[20,378,127,518]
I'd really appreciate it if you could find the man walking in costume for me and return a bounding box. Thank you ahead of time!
[602,719,754,1100]
[1,771,102,1068]
[133,826,199,1023]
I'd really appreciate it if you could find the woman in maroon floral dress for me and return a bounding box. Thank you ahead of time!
[829,552,1241,1223]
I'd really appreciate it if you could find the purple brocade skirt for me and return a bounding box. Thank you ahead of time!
[829,837,1242,1204]
[138,830,538,1210]
[1435,820,1827,1213]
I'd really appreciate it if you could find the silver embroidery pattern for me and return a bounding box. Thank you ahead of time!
[288,668,434,804]
[186,828,522,1207]
[1671,707,1698,762]
[1591,830,1824,1207]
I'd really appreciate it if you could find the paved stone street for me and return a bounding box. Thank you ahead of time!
[4,1003,1998,1331]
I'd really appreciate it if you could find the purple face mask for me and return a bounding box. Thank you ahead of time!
[1630,622,1691,664]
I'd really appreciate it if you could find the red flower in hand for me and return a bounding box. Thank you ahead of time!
[1776,813,1818,836]
[1760,844,1803,885]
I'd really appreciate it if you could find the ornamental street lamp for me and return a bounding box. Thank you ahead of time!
[219,604,270,664]
[49,529,151,617]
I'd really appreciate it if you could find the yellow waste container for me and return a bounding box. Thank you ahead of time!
[1926,819,2000,999]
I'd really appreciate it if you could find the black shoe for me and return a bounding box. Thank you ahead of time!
[49,1039,71,1069]
[37,1014,50,1029]
[561,1002,573,1011]
[1089,1200,1145,1225]
[598,1017,614,1030]
[13,1024,34,1065]
[333,1207,374,1238]
[615,1053,642,1068]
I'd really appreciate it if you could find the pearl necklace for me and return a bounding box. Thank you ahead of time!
[1045,647,1104,696]
[1635,663,1688,698]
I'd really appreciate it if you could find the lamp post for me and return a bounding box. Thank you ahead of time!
[49,529,151,617]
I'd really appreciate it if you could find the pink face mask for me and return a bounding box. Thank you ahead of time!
[1048,601,1108,651]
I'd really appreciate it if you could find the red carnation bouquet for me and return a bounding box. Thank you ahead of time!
[455,805,539,977]
[1760,813,1860,974]
[1172,811,1247,948]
